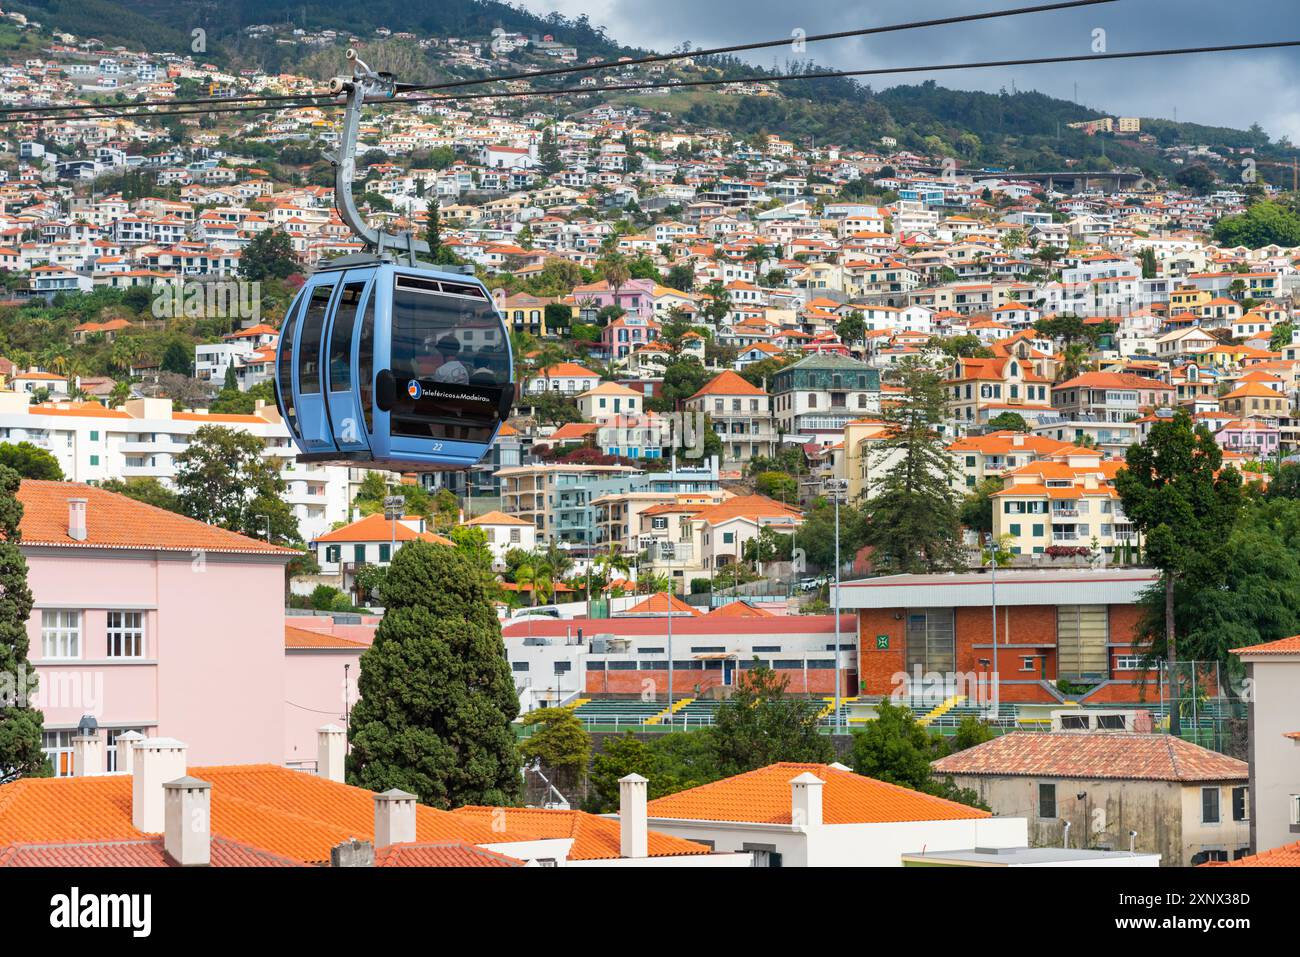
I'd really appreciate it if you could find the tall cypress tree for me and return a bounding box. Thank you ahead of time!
[863,358,966,573]
[424,199,461,266]
[0,465,48,782]
[347,541,521,808]
[1115,410,1244,736]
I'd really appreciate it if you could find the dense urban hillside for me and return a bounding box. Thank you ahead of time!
[9,0,1293,179]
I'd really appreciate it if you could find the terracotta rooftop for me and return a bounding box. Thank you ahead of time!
[646,762,990,825]
[15,481,296,555]
[706,600,776,618]
[453,806,708,860]
[620,592,701,617]
[0,765,505,865]
[1232,634,1300,656]
[312,513,453,545]
[689,370,767,399]
[284,625,367,649]
[931,732,1248,783]
[1202,839,1300,867]
[0,836,304,867]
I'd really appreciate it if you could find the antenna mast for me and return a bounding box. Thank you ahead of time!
[327,49,430,265]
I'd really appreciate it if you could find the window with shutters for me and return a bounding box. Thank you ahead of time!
[1057,604,1108,679]
[905,609,955,675]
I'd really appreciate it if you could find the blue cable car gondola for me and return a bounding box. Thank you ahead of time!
[273,50,513,471]
[275,257,513,471]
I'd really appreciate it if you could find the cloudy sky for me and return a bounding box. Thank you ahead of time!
[515,0,1300,141]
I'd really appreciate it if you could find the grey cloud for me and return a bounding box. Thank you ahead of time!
[518,0,1300,139]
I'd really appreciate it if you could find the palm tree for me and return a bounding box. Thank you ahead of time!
[1035,245,1063,274]
[108,379,133,408]
[639,572,672,595]
[594,542,631,585]
[514,560,553,608]
[600,252,631,310]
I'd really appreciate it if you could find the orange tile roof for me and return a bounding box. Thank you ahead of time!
[15,481,296,555]
[646,763,990,825]
[689,369,767,399]
[947,431,1074,456]
[312,513,453,545]
[1054,372,1173,391]
[535,362,599,379]
[284,625,367,649]
[463,509,533,527]
[621,592,701,616]
[452,806,708,860]
[707,600,775,618]
[931,732,1248,783]
[1232,634,1300,656]
[0,836,304,867]
[1202,839,1300,867]
[548,422,599,441]
[26,401,132,419]
[374,841,524,867]
[0,765,505,865]
[688,494,802,526]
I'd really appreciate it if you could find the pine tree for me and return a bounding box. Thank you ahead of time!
[863,358,966,573]
[0,465,48,782]
[347,541,521,808]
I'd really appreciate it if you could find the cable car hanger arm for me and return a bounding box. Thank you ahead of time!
[326,49,429,266]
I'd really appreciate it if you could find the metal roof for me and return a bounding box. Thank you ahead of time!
[832,569,1159,609]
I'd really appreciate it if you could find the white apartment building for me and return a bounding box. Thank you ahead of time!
[0,392,359,541]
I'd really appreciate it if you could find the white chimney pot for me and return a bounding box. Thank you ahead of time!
[67,497,87,542]
[373,789,417,847]
[164,775,212,866]
[132,737,188,833]
[72,732,103,777]
[114,730,144,774]
[790,771,824,828]
[317,724,346,783]
[618,773,649,859]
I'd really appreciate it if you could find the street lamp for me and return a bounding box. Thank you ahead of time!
[985,532,999,713]
[826,479,848,734]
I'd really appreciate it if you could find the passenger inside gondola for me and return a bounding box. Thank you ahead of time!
[430,336,469,383]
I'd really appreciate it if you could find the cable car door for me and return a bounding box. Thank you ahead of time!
[324,270,374,454]
[383,273,513,467]
[292,275,340,454]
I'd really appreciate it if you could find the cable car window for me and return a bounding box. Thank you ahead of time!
[328,280,367,392]
[298,283,335,394]
[357,291,375,433]
[390,275,509,443]
[277,289,306,431]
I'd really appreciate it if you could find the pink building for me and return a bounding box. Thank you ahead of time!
[282,620,373,771]
[19,481,295,773]
[602,314,660,361]
[574,277,657,320]
[1214,419,1279,457]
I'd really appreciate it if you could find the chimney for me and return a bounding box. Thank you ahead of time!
[114,730,144,774]
[72,731,103,777]
[330,838,375,867]
[618,773,648,859]
[67,497,87,542]
[790,771,824,827]
[163,775,211,866]
[132,738,188,833]
[373,789,417,847]
[317,724,346,783]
